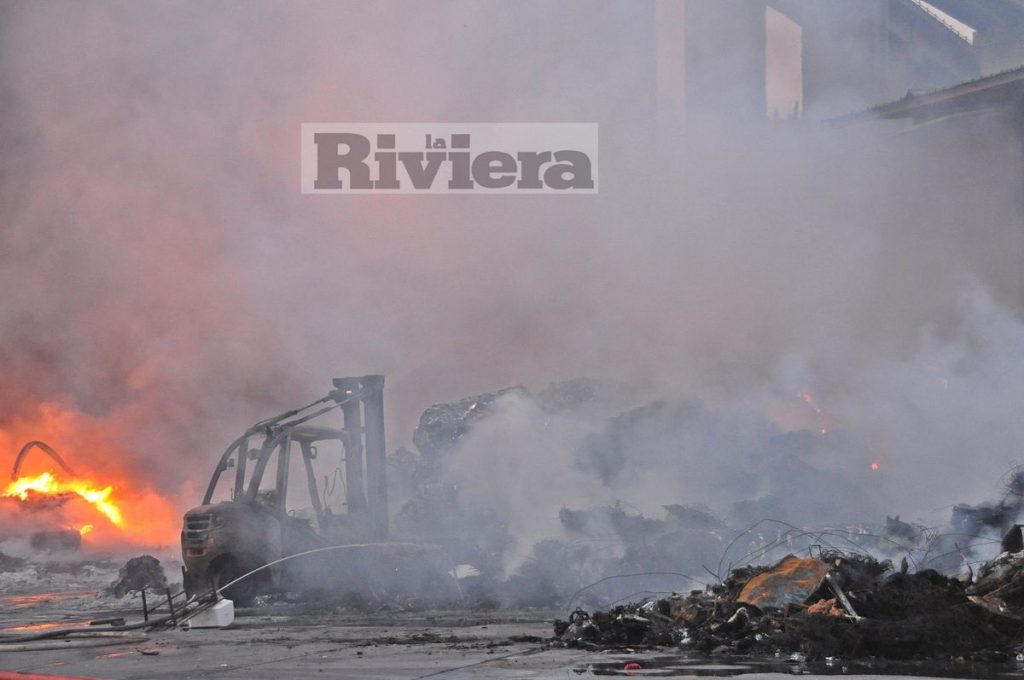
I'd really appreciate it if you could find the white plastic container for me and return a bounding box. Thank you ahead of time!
[188,598,235,628]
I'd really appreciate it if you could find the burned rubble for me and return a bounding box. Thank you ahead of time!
[29,529,82,553]
[383,378,1024,638]
[554,542,1024,661]
[105,555,169,599]
[6,378,1024,666]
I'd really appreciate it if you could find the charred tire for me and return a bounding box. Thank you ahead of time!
[209,555,262,607]
[183,567,199,599]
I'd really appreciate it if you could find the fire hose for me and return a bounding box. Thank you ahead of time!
[0,608,187,647]
[0,631,149,652]
[11,441,76,480]
[0,542,445,650]
[209,541,430,597]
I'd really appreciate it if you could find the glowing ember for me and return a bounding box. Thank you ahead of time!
[796,390,822,414]
[3,471,124,527]
[795,390,832,434]
[871,461,880,472]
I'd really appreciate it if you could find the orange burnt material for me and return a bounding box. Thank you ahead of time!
[806,596,845,617]
[4,471,124,527]
[3,433,181,547]
[736,555,830,610]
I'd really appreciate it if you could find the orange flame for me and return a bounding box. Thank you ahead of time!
[1,403,182,548]
[796,390,829,434]
[796,390,823,414]
[3,471,124,527]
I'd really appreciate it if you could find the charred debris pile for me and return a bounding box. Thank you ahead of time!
[390,380,1024,659]
[554,539,1024,661]
[10,377,1024,663]
[387,381,1017,605]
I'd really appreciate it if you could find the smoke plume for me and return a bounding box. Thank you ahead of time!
[1,1,1022,558]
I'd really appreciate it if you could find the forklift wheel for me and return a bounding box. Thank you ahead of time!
[210,556,259,607]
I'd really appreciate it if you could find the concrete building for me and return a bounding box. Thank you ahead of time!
[655,0,1024,126]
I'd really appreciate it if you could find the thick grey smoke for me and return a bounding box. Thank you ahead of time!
[1,0,1022,559]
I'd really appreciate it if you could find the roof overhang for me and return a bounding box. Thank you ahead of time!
[830,66,1024,127]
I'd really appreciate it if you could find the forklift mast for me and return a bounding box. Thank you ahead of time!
[331,375,388,540]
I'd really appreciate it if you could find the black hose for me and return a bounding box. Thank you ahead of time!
[0,592,216,644]
[1,542,435,645]
[11,440,76,479]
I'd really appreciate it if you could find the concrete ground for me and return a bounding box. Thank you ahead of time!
[2,591,1018,679]
[2,609,572,679]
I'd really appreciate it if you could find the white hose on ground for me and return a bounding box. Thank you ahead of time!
[213,542,438,597]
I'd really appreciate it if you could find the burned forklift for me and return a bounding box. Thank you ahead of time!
[181,376,394,602]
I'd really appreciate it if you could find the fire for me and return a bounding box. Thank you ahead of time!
[3,471,124,527]
[796,390,829,434]
[796,390,822,414]
[1,404,182,548]
[770,390,840,435]
[871,461,880,472]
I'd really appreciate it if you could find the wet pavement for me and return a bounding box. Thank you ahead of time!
[4,591,1024,679]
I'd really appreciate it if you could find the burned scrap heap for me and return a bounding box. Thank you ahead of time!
[556,549,1024,661]
[105,555,169,599]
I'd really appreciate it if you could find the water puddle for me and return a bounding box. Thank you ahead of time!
[0,590,94,610]
[3,620,69,632]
